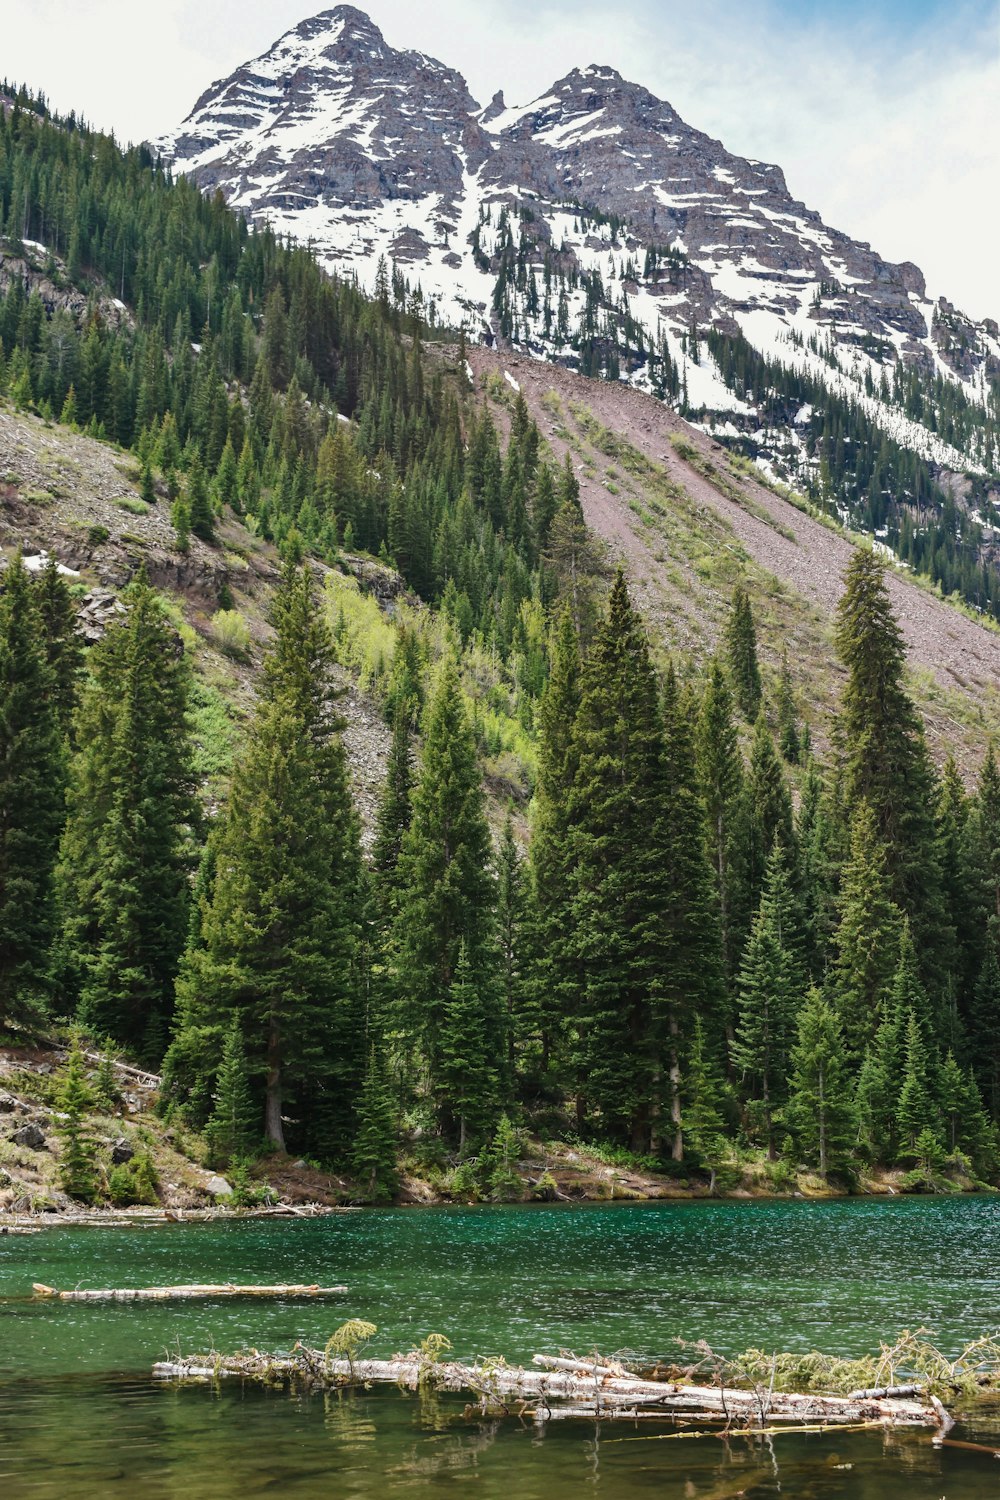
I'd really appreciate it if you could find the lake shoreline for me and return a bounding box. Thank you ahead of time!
[2,1176,994,1232]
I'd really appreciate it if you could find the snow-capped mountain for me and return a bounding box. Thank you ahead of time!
[156,6,998,480]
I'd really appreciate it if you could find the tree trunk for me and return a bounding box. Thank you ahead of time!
[668,1016,684,1161]
[265,1019,285,1151]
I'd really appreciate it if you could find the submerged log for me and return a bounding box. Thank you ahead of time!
[150,1347,945,1429]
[33,1282,347,1302]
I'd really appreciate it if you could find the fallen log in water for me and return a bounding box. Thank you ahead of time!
[150,1347,945,1429]
[33,1282,347,1302]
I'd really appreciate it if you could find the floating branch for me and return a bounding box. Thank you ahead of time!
[33,1282,347,1302]
[151,1345,945,1430]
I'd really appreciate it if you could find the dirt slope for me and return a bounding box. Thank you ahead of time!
[471,347,1000,771]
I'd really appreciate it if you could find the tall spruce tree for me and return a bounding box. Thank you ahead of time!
[60,571,196,1058]
[745,711,794,918]
[392,655,498,1120]
[568,571,674,1150]
[832,801,902,1060]
[0,558,67,1028]
[724,582,762,720]
[35,559,82,739]
[696,660,748,986]
[660,667,726,1152]
[834,549,946,975]
[970,929,1000,1119]
[682,1016,728,1184]
[56,1035,98,1202]
[439,941,500,1152]
[497,815,529,1072]
[896,1009,939,1155]
[528,606,582,1074]
[371,705,414,915]
[733,843,804,1155]
[170,565,364,1156]
[856,1000,906,1164]
[785,988,856,1179]
[205,1019,258,1167]
[352,1043,399,1202]
[776,649,801,764]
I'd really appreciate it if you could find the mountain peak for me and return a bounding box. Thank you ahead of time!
[261,5,389,67]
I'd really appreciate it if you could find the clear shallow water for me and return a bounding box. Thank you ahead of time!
[2,1196,1000,1496]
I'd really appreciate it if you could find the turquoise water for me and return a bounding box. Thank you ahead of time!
[2,1197,1000,1495]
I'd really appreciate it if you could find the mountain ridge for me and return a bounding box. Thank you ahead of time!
[154,5,997,405]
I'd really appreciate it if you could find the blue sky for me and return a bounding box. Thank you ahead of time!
[4,0,997,319]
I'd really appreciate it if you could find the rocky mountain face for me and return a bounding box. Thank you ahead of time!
[156,6,998,483]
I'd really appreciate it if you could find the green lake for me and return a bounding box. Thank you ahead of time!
[2,1196,1000,1496]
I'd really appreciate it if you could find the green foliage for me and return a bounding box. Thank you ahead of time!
[56,1036,98,1202]
[784,989,857,1179]
[170,566,364,1158]
[108,1150,159,1206]
[60,571,197,1061]
[92,1050,122,1114]
[724,582,762,720]
[205,1020,258,1167]
[392,656,501,1139]
[209,608,251,659]
[324,1319,377,1368]
[0,556,68,1028]
[352,1046,399,1203]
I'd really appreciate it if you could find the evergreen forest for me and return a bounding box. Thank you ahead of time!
[2,84,1000,1202]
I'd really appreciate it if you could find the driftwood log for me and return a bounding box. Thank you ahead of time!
[34,1282,347,1302]
[151,1347,946,1430]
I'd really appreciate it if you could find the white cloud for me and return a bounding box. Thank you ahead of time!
[3,0,996,321]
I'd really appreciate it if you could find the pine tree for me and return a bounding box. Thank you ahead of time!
[660,667,726,1153]
[170,565,364,1156]
[725,582,762,720]
[785,988,856,1178]
[745,711,794,917]
[896,1009,939,1155]
[56,1036,98,1201]
[568,571,674,1149]
[696,660,748,984]
[776,650,800,763]
[683,1016,728,1183]
[439,941,499,1152]
[187,457,215,543]
[496,815,528,1072]
[35,559,82,739]
[543,499,607,645]
[795,758,840,983]
[60,571,196,1059]
[835,549,946,974]
[832,801,902,1059]
[371,705,413,915]
[92,1049,122,1114]
[970,930,1000,1118]
[889,918,937,1044]
[733,843,804,1154]
[855,1001,905,1163]
[205,1019,258,1167]
[171,494,191,553]
[0,557,66,1028]
[351,1044,398,1202]
[529,606,582,1075]
[392,655,497,1112]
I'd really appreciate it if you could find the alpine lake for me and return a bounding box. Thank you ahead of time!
[3,1195,1000,1497]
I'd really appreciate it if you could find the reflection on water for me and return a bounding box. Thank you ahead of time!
[3,1377,1000,1499]
[2,1197,1000,1496]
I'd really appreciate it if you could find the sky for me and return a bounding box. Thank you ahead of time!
[4,0,997,321]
